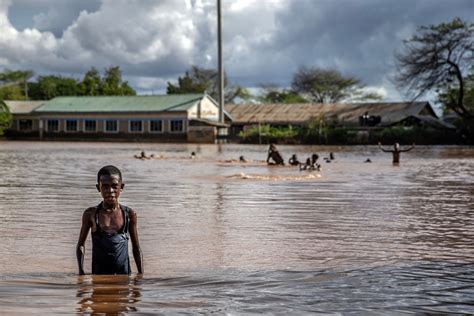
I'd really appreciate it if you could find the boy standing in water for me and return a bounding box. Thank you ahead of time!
[378,142,415,164]
[76,165,144,275]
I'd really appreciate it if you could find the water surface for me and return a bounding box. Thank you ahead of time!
[0,141,473,314]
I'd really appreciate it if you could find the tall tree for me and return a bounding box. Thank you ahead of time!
[0,99,12,135]
[29,75,79,100]
[0,69,34,100]
[101,66,136,96]
[78,67,102,96]
[395,17,474,118]
[167,65,246,103]
[291,66,381,103]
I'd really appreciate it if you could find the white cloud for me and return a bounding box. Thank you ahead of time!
[0,0,472,102]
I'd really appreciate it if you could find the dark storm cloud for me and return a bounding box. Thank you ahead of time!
[9,0,101,37]
[237,0,474,88]
[1,0,473,99]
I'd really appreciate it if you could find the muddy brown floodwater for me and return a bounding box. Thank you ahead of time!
[0,141,473,314]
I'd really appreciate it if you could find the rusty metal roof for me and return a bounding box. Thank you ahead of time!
[4,100,45,114]
[226,102,435,126]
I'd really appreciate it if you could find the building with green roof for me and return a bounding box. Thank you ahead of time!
[6,94,231,143]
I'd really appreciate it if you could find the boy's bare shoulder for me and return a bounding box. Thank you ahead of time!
[83,206,97,216]
[128,207,138,219]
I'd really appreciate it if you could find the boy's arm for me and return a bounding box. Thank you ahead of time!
[401,143,415,152]
[76,209,92,275]
[129,209,144,275]
[378,142,390,152]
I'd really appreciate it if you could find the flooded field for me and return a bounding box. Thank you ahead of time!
[0,141,473,314]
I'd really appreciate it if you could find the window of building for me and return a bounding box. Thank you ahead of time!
[84,120,97,132]
[66,120,78,132]
[129,120,143,133]
[47,119,59,132]
[170,119,184,132]
[105,120,118,133]
[18,119,33,131]
[149,120,163,133]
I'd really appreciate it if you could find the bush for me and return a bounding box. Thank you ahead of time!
[238,125,299,143]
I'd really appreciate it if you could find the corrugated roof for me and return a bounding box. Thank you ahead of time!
[34,94,205,113]
[226,102,435,126]
[337,102,436,125]
[225,103,349,124]
[4,100,45,114]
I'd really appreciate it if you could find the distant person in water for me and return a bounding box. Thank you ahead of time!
[378,142,415,164]
[190,152,196,159]
[239,155,247,163]
[310,153,321,170]
[76,165,143,275]
[299,158,312,171]
[134,150,151,159]
[329,152,335,160]
[288,154,301,166]
[266,143,284,165]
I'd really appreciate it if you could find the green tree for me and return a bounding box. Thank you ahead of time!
[259,84,308,103]
[395,17,474,119]
[78,67,102,96]
[0,69,34,100]
[0,85,25,100]
[167,65,245,103]
[291,66,381,103]
[0,99,12,135]
[439,70,474,142]
[101,66,136,96]
[30,75,79,100]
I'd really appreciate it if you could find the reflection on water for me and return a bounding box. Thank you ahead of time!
[0,141,473,314]
[77,275,141,314]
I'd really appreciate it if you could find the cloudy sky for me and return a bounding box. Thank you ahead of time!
[1,0,473,104]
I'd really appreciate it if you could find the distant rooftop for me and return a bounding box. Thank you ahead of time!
[226,101,435,126]
[4,100,45,114]
[34,94,207,113]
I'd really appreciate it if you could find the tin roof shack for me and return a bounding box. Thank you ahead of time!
[4,100,45,139]
[32,94,231,143]
[227,101,449,143]
[336,102,440,127]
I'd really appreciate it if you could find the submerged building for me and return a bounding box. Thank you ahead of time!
[5,97,455,143]
[226,101,455,135]
[5,94,230,143]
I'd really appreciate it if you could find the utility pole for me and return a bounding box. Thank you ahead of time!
[217,0,224,124]
[216,0,227,142]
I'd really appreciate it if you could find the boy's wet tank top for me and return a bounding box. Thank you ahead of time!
[91,202,131,275]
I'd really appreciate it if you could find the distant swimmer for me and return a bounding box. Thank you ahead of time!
[300,154,321,171]
[266,143,285,165]
[190,151,196,159]
[378,142,415,164]
[222,155,248,163]
[288,154,301,166]
[329,152,335,160]
[134,150,151,159]
[299,158,311,171]
[310,153,321,170]
[364,158,372,163]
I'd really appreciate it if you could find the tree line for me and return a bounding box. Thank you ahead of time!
[0,66,135,101]
[0,17,473,141]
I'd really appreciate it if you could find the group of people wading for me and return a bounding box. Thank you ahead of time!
[266,143,334,171]
[266,142,415,168]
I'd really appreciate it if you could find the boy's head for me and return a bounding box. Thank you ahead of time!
[97,165,122,184]
[96,165,124,204]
